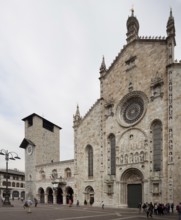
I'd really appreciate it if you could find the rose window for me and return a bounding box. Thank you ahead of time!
[123,97,144,124]
[116,91,148,127]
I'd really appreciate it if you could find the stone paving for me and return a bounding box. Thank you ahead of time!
[0,200,179,220]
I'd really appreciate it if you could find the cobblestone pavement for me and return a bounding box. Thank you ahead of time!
[0,200,178,220]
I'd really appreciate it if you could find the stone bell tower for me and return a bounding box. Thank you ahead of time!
[19,113,61,199]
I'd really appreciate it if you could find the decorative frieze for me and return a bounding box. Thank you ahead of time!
[168,71,173,120]
[168,71,174,165]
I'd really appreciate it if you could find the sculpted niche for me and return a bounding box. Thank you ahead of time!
[118,128,148,165]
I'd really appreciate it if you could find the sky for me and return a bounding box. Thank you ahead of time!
[0,0,181,171]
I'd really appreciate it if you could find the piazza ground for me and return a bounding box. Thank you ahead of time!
[0,200,179,220]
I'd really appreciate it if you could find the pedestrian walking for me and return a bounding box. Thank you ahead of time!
[146,202,154,218]
[171,202,174,213]
[142,203,147,213]
[176,202,181,220]
[76,200,79,206]
[24,199,33,213]
[68,199,72,207]
[0,196,3,207]
[138,202,142,213]
[101,201,104,209]
[34,198,38,207]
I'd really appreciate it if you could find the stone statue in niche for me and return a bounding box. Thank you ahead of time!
[169,152,173,162]
[169,128,173,138]
[169,143,173,150]
[129,153,133,163]
[140,151,144,162]
[120,155,123,164]
[134,153,139,163]
[144,152,147,161]
[40,168,46,179]
[150,72,164,101]
[51,169,58,180]
[125,154,128,164]
[169,167,173,178]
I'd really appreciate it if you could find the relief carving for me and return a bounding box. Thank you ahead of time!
[121,140,145,152]
[127,174,141,183]
[120,151,145,165]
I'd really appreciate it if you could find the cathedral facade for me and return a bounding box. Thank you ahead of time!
[20,10,181,208]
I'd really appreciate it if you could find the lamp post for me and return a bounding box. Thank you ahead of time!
[0,149,20,207]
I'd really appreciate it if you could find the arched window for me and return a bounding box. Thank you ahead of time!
[87,145,93,177]
[151,120,162,171]
[12,182,15,187]
[109,134,116,175]
[3,181,6,186]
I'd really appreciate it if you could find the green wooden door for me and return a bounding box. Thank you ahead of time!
[127,184,142,208]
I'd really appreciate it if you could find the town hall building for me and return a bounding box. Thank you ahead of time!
[20,9,181,208]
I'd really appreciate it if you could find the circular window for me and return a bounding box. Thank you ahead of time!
[123,97,144,124]
[116,91,148,127]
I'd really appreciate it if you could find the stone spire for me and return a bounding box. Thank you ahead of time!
[166,8,176,64]
[166,8,176,45]
[126,8,139,43]
[99,56,106,76]
[73,105,82,128]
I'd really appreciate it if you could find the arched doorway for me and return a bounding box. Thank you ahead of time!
[12,191,19,199]
[57,187,63,204]
[84,186,94,205]
[66,186,74,204]
[38,187,45,203]
[46,187,53,204]
[121,168,143,208]
[21,191,25,199]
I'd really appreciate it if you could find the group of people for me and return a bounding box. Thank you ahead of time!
[138,202,176,218]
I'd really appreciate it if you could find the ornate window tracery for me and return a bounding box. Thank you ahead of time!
[151,120,162,171]
[108,134,116,175]
[116,91,148,127]
[87,145,93,177]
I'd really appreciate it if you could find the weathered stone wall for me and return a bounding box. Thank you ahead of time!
[74,100,103,206]
[24,115,60,165]
[170,64,181,204]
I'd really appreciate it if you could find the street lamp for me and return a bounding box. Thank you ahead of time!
[0,149,21,207]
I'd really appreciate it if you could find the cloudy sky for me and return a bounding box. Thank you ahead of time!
[0,0,181,171]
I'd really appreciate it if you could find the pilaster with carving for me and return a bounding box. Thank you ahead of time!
[167,69,174,202]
